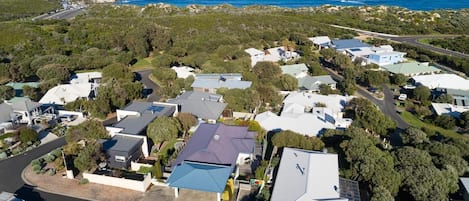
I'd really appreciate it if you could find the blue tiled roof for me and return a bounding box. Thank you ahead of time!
[331,39,370,50]
[167,161,233,193]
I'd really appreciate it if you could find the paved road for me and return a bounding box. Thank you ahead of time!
[0,138,85,201]
[330,24,469,59]
[136,70,160,102]
[33,7,85,21]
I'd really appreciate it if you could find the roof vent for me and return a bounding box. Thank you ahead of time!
[213,134,220,141]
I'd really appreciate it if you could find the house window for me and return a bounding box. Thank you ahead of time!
[115,155,126,162]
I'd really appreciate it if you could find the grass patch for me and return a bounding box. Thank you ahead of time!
[155,138,178,158]
[131,57,153,71]
[417,38,432,45]
[400,111,465,140]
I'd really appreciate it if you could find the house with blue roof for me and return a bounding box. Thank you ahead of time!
[192,73,252,94]
[167,123,256,200]
[330,39,370,52]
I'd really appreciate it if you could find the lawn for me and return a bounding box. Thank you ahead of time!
[130,58,153,71]
[400,111,465,140]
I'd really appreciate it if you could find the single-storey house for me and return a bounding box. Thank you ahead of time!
[434,88,469,107]
[1,98,54,126]
[382,62,441,76]
[431,103,469,117]
[461,177,469,201]
[330,39,370,52]
[344,45,405,66]
[106,101,178,157]
[70,72,102,85]
[167,123,256,201]
[412,74,469,91]
[191,73,252,94]
[171,66,195,79]
[308,36,331,49]
[255,93,352,136]
[39,83,97,105]
[245,47,300,67]
[298,75,337,92]
[271,148,347,201]
[168,91,227,123]
[100,135,143,169]
[0,104,14,132]
[281,63,309,79]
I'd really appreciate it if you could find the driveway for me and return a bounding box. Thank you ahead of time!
[136,70,160,102]
[0,138,85,201]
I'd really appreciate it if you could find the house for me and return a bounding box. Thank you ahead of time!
[171,66,195,79]
[281,64,309,79]
[70,72,102,85]
[255,93,352,136]
[39,83,97,105]
[308,36,331,49]
[298,75,337,92]
[167,91,227,123]
[344,45,406,66]
[5,82,40,97]
[434,88,469,107]
[0,98,54,126]
[461,177,469,201]
[431,103,469,117]
[412,74,469,91]
[367,51,406,66]
[382,62,441,76]
[271,148,347,201]
[100,135,143,169]
[330,39,370,52]
[245,47,300,67]
[167,123,256,201]
[106,101,178,157]
[191,73,252,94]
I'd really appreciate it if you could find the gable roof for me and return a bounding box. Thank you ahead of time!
[167,161,233,193]
[114,102,176,135]
[382,62,440,75]
[271,148,343,201]
[331,39,370,50]
[172,123,255,168]
[168,91,227,120]
[281,64,309,78]
[39,83,92,105]
[298,75,337,91]
[412,74,469,90]
[308,36,331,46]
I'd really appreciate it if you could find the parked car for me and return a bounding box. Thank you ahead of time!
[398,94,407,101]
[367,87,378,93]
[59,114,77,122]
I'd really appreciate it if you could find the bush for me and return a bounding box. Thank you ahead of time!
[434,115,456,129]
[31,159,41,166]
[43,154,56,163]
[0,152,7,160]
[79,178,89,185]
[50,149,62,158]
[138,166,154,174]
[48,168,56,176]
[32,165,42,174]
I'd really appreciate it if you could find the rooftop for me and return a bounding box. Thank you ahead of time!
[101,135,143,152]
[191,79,252,90]
[412,74,469,90]
[271,148,344,201]
[5,82,40,90]
[39,83,93,105]
[308,36,331,46]
[461,177,469,194]
[171,66,195,79]
[382,62,440,75]
[431,103,469,117]
[244,48,264,56]
[298,75,337,91]
[280,63,309,78]
[168,91,227,120]
[172,123,255,168]
[331,39,370,50]
[0,104,13,123]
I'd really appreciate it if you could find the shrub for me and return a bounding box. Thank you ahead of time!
[31,159,41,166]
[43,154,56,163]
[137,166,153,174]
[48,168,56,176]
[0,152,7,160]
[50,149,62,158]
[79,178,89,185]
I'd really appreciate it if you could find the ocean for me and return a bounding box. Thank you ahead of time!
[120,0,469,11]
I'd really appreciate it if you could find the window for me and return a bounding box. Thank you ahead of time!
[115,155,126,162]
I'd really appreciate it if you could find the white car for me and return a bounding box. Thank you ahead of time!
[398,94,407,101]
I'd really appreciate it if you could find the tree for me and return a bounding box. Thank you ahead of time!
[434,94,453,104]
[147,116,180,145]
[22,85,40,101]
[401,127,428,145]
[66,120,108,143]
[271,130,324,150]
[347,98,396,136]
[102,63,134,82]
[412,86,431,103]
[74,142,101,172]
[319,48,336,61]
[360,70,390,87]
[19,127,38,144]
[219,88,260,113]
[434,114,456,129]
[253,61,282,81]
[0,85,14,102]
[36,64,70,83]
[370,186,394,201]
[424,142,468,176]
[176,113,197,137]
[278,74,298,91]
[460,111,469,130]
[390,73,408,86]
[332,54,352,69]
[153,160,163,179]
[151,54,177,68]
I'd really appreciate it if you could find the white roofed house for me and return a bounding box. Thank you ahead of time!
[39,83,96,105]
[191,73,252,94]
[255,92,353,137]
[245,48,266,67]
[171,66,195,79]
[245,47,300,67]
[271,147,348,201]
[308,36,331,49]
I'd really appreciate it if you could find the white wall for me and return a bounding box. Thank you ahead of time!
[105,127,124,137]
[131,161,153,172]
[83,172,152,192]
[58,110,84,118]
[116,110,139,121]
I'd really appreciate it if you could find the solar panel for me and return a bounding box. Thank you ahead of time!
[339,177,361,201]
[147,105,164,113]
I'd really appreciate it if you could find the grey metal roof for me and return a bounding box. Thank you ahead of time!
[445,88,469,97]
[114,102,176,135]
[461,177,469,194]
[298,75,336,91]
[168,91,227,120]
[11,98,42,112]
[331,39,370,50]
[195,73,243,80]
[101,135,143,152]
[191,79,252,90]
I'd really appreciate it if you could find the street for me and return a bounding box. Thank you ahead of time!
[136,70,161,102]
[0,138,85,201]
[32,7,86,21]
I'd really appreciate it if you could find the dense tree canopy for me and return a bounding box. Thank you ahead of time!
[347,98,396,136]
[147,116,180,144]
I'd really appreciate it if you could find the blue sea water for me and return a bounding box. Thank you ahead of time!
[120,0,469,11]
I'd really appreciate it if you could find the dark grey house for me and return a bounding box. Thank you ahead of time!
[101,135,143,169]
